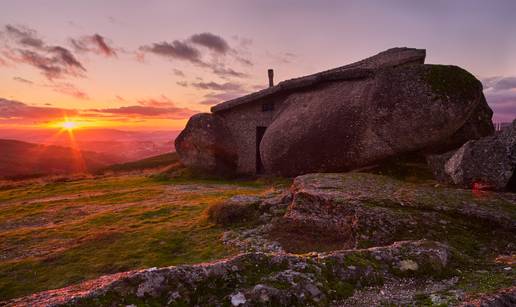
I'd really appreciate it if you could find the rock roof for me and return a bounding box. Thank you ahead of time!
[211,47,426,113]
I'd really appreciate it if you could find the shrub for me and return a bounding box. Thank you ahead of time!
[206,201,259,226]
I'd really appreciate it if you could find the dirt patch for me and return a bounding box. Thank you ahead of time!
[268,219,354,253]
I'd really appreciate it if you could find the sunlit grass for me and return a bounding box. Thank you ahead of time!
[0,174,276,301]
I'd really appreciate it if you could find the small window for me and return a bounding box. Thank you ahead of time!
[262,101,274,112]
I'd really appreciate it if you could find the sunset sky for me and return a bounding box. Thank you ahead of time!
[1,0,515,131]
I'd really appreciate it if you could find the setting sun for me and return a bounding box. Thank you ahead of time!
[60,121,78,130]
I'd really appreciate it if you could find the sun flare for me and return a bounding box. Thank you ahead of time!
[60,121,78,130]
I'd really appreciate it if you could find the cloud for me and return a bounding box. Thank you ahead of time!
[134,51,145,62]
[267,51,297,64]
[482,76,516,122]
[483,76,516,91]
[13,76,33,84]
[211,65,247,78]
[198,99,219,106]
[0,96,198,124]
[190,81,243,91]
[232,35,253,49]
[176,81,188,87]
[48,46,86,69]
[199,90,248,105]
[140,40,202,64]
[48,82,89,100]
[115,95,126,102]
[4,24,44,48]
[140,32,249,79]
[137,95,176,107]
[70,33,117,57]
[235,56,253,66]
[91,105,197,119]
[90,95,198,119]
[172,68,185,77]
[190,32,230,54]
[484,90,516,122]
[1,24,86,80]
[0,98,78,120]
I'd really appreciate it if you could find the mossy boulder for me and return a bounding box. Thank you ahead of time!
[261,64,493,176]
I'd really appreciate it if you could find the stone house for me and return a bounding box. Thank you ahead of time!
[209,48,426,174]
[210,71,287,174]
[177,47,492,176]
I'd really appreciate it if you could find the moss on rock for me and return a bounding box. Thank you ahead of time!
[424,64,481,101]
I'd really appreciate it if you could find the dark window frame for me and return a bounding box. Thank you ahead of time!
[262,101,274,112]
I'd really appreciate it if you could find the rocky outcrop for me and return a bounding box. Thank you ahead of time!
[260,64,493,176]
[273,173,515,252]
[445,121,516,190]
[461,286,516,307]
[174,113,238,176]
[5,172,515,306]
[6,240,451,306]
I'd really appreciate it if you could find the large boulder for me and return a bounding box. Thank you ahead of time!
[260,64,493,176]
[174,113,237,176]
[441,120,516,190]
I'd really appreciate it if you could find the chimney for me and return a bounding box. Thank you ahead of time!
[268,69,274,87]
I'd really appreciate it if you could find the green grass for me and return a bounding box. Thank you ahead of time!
[0,173,276,301]
[99,152,180,173]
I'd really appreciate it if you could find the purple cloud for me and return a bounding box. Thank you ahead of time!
[140,40,202,64]
[190,81,244,91]
[483,76,516,122]
[70,33,117,57]
[48,82,89,100]
[141,33,249,79]
[0,98,78,120]
[2,24,86,80]
[190,32,230,54]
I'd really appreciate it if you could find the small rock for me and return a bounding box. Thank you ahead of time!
[305,283,322,298]
[399,260,419,271]
[230,292,246,306]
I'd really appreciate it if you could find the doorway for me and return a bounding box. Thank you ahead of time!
[256,126,267,174]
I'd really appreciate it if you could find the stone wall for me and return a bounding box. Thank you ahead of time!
[215,96,285,174]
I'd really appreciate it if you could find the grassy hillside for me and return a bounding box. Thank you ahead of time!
[100,152,179,173]
[0,139,120,179]
[0,174,279,301]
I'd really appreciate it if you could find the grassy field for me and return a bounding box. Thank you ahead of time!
[99,152,180,174]
[0,173,282,301]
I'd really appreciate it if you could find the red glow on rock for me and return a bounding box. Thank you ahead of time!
[472,181,490,198]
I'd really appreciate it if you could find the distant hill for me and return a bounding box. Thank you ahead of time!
[100,152,180,173]
[0,139,120,179]
[0,129,180,162]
